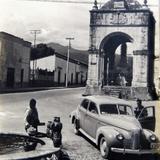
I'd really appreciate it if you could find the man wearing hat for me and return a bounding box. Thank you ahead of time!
[135,99,147,118]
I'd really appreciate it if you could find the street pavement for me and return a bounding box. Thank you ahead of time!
[0,88,159,160]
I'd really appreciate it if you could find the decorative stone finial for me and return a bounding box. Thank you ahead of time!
[92,0,98,10]
[144,0,147,6]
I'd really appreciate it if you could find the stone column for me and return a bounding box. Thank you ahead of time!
[132,50,148,87]
[119,43,127,67]
[99,52,105,88]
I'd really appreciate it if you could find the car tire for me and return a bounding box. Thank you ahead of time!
[100,137,110,159]
[73,119,79,135]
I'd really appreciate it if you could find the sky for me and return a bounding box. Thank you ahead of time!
[0,0,159,50]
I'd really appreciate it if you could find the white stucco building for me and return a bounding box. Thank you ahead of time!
[30,43,88,86]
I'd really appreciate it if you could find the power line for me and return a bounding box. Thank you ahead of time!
[24,0,94,4]
[65,37,74,88]
[22,0,159,7]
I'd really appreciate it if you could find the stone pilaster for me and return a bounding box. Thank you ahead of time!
[85,50,102,95]
[87,53,99,86]
[132,50,148,87]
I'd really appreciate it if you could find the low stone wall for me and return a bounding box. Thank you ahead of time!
[84,85,157,100]
[103,86,153,100]
[0,132,60,160]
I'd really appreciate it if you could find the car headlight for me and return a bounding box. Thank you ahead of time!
[150,134,157,142]
[116,134,124,141]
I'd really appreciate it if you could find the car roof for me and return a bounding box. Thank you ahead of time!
[82,95,131,106]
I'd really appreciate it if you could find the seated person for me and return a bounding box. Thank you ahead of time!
[24,99,40,135]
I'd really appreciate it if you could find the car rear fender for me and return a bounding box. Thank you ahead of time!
[70,110,79,124]
[96,126,119,146]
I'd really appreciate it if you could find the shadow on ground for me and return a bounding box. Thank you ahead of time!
[60,133,160,160]
[59,150,160,160]
[58,150,160,160]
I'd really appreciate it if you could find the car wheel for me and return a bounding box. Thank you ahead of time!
[100,137,110,159]
[73,119,79,135]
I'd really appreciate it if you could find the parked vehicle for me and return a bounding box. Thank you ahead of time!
[70,95,159,159]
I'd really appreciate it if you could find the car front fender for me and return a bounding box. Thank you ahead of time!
[96,126,120,146]
[143,129,159,142]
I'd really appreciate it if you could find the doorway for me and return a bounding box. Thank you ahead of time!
[58,70,61,85]
[20,69,24,87]
[6,68,15,88]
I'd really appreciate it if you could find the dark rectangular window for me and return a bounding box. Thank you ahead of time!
[100,104,118,114]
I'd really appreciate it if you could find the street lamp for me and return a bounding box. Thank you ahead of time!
[65,37,74,87]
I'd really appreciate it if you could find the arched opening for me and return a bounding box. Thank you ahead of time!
[100,32,133,86]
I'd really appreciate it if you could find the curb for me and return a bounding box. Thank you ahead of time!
[0,86,84,94]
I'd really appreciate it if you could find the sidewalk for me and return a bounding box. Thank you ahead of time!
[0,86,64,94]
[0,85,85,94]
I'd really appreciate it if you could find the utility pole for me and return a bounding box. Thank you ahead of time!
[65,37,74,87]
[30,30,41,82]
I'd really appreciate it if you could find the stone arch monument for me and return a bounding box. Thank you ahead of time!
[86,0,156,99]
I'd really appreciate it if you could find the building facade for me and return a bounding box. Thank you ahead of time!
[54,52,88,86]
[30,43,88,86]
[0,32,31,89]
[86,0,158,99]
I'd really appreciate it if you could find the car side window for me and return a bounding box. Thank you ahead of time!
[88,101,98,114]
[100,104,118,114]
[81,99,89,110]
[118,105,133,116]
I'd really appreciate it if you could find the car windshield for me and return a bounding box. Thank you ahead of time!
[100,104,118,114]
[118,105,133,116]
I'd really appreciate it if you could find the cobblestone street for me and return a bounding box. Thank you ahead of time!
[0,88,159,160]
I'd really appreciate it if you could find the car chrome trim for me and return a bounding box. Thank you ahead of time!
[111,147,158,154]
[79,128,97,144]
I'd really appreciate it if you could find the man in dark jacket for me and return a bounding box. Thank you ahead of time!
[135,99,147,118]
[24,99,40,134]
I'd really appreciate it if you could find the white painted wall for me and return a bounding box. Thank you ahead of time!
[55,55,87,84]
[32,54,88,85]
[35,55,55,71]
